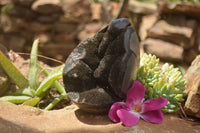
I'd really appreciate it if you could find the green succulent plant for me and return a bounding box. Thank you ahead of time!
[0,40,68,110]
[137,53,186,113]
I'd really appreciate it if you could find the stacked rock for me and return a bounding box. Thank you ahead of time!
[142,1,200,65]
[0,0,91,65]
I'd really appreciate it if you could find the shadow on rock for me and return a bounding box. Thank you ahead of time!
[75,109,112,125]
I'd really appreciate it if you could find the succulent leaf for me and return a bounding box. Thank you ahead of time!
[137,53,186,113]
[29,39,39,90]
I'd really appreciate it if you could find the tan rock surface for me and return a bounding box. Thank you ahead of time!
[184,55,200,118]
[139,14,158,41]
[148,19,196,49]
[60,0,91,23]
[0,101,200,133]
[32,0,62,14]
[0,34,25,52]
[129,0,157,15]
[158,1,200,20]
[143,38,183,62]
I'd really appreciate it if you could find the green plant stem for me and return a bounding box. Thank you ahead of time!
[44,93,67,110]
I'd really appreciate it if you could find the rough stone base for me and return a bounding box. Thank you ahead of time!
[0,101,199,133]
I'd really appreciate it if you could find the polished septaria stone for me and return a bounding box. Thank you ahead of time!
[63,18,140,113]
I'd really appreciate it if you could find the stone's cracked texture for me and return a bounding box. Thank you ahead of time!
[63,18,140,113]
[0,101,200,133]
[184,55,200,118]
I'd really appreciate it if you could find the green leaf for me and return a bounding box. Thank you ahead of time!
[14,87,35,97]
[0,51,29,89]
[35,65,64,96]
[37,64,67,95]
[37,63,49,77]
[0,95,31,104]
[52,81,67,96]
[22,97,41,107]
[174,64,186,76]
[29,39,39,90]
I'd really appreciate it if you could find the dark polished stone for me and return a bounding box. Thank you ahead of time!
[63,18,140,113]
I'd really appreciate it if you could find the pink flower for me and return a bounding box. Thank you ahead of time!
[109,81,168,127]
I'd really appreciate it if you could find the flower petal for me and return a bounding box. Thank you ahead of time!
[126,81,145,108]
[117,109,140,127]
[141,110,164,124]
[141,97,168,113]
[108,102,127,122]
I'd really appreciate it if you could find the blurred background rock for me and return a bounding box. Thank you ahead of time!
[0,0,199,66]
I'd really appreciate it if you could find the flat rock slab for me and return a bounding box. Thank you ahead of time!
[158,1,200,20]
[143,38,183,62]
[32,0,62,14]
[0,101,199,133]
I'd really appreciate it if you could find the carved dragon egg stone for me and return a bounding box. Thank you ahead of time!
[63,18,140,113]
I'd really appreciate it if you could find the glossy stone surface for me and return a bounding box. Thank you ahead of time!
[63,18,140,113]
